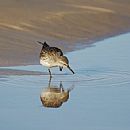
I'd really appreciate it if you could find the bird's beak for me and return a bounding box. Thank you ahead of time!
[67,66,75,74]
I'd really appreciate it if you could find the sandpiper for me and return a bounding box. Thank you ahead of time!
[37,41,75,78]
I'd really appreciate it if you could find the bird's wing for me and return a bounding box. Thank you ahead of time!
[49,47,63,56]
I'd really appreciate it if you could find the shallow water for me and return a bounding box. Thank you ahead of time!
[0,33,130,130]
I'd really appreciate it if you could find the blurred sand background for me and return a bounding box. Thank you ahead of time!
[0,0,130,66]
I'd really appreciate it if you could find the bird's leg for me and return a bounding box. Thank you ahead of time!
[60,81,64,92]
[48,75,52,88]
[48,68,52,79]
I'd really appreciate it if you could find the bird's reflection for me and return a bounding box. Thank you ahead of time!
[40,79,74,108]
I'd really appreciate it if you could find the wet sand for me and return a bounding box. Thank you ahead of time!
[0,68,45,75]
[1,0,130,66]
[0,33,130,130]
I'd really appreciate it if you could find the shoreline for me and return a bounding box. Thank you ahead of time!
[1,32,130,76]
[0,30,130,67]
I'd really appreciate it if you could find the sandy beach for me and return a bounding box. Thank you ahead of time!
[1,1,130,129]
[0,0,130,66]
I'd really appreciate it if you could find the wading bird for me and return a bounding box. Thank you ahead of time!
[37,41,75,78]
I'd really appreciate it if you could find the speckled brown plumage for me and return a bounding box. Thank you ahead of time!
[37,41,75,78]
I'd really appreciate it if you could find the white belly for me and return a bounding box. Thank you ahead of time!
[40,59,57,68]
[40,59,51,67]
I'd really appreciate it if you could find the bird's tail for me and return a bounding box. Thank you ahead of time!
[37,41,49,48]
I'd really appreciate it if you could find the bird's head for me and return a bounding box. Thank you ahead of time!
[58,56,75,74]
